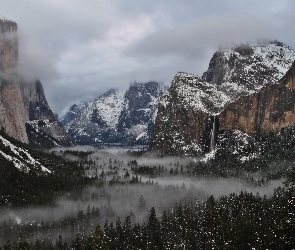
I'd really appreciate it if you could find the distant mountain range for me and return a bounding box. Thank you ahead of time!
[60,82,168,145]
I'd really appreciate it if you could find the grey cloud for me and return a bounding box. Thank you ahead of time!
[126,14,271,59]
[1,0,295,115]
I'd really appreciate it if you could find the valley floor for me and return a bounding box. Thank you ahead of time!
[1,145,294,249]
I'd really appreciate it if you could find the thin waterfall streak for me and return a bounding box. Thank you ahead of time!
[210,116,216,152]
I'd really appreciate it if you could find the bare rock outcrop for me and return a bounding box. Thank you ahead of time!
[219,61,295,135]
[24,80,75,147]
[0,17,27,143]
[150,73,223,155]
[0,79,29,143]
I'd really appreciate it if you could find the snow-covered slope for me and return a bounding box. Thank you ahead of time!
[116,81,168,144]
[60,89,125,144]
[0,135,51,173]
[60,82,168,145]
[161,41,295,117]
[92,89,126,128]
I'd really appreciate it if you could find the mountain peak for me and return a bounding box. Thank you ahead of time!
[202,40,295,94]
[0,15,16,24]
[99,88,119,98]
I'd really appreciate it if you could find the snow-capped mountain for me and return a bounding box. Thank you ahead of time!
[150,40,295,156]
[60,82,168,145]
[203,40,295,95]
[60,89,125,144]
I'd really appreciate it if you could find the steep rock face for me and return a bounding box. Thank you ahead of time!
[0,17,26,142]
[219,61,295,135]
[24,81,74,147]
[0,16,73,147]
[150,73,225,155]
[117,82,167,144]
[0,79,74,146]
[150,41,295,156]
[61,82,168,145]
[0,79,29,143]
[26,80,56,121]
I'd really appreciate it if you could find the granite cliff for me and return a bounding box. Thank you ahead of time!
[219,61,295,135]
[150,41,295,156]
[0,16,73,147]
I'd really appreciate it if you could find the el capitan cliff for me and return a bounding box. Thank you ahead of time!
[0,16,73,147]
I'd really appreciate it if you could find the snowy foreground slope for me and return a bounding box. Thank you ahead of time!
[0,135,50,173]
[60,82,168,145]
[150,40,295,157]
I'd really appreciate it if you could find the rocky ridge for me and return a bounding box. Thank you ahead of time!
[150,41,295,156]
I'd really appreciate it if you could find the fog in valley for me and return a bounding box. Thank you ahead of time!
[0,146,285,245]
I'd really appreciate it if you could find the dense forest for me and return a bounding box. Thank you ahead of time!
[2,171,294,249]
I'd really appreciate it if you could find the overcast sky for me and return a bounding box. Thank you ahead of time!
[2,0,295,115]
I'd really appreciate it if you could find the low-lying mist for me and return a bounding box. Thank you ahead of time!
[0,146,286,245]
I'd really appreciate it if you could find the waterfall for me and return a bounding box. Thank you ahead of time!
[210,116,216,152]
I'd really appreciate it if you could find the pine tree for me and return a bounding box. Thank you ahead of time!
[138,195,146,211]
[147,207,163,249]
[123,216,132,248]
